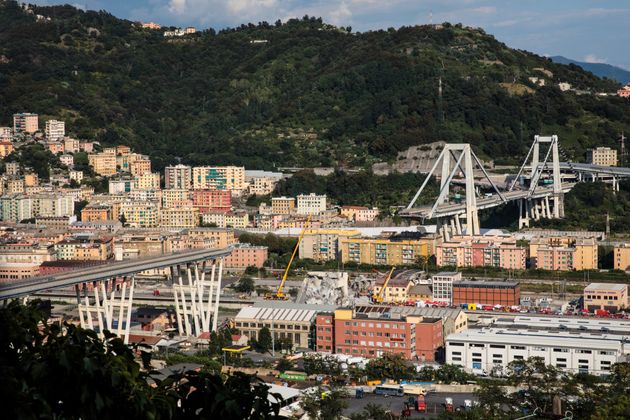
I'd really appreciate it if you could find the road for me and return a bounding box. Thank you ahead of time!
[344,392,476,417]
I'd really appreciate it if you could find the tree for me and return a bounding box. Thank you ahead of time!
[365,353,413,381]
[119,213,127,227]
[257,326,272,353]
[234,276,255,294]
[276,358,293,372]
[300,386,347,420]
[349,403,388,420]
[244,265,259,275]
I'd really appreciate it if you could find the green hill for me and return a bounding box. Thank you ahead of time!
[1,1,629,170]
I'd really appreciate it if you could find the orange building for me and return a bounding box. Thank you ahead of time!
[192,189,231,213]
[130,157,152,176]
[81,204,113,222]
[0,141,14,157]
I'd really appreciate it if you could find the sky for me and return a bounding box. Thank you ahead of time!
[29,0,630,70]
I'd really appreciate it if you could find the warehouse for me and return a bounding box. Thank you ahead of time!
[452,280,520,306]
[446,328,628,376]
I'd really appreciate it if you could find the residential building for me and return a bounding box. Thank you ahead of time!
[59,154,74,168]
[160,207,200,228]
[298,229,361,262]
[436,235,526,270]
[431,272,462,304]
[583,283,628,313]
[245,170,283,195]
[24,173,39,187]
[5,162,20,176]
[316,308,443,361]
[235,301,335,350]
[446,328,626,376]
[88,151,117,176]
[162,189,192,209]
[0,127,11,138]
[79,142,94,153]
[407,284,432,301]
[64,137,80,153]
[141,22,162,29]
[270,196,295,214]
[46,141,64,154]
[35,216,76,229]
[192,189,231,213]
[586,147,618,166]
[614,244,630,271]
[201,210,248,229]
[130,156,152,176]
[340,234,432,266]
[165,164,192,190]
[296,193,327,215]
[120,202,159,227]
[0,243,56,282]
[532,237,597,271]
[452,280,520,306]
[109,178,133,194]
[617,84,630,98]
[187,228,237,249]
[382,306,468,337]
[192,166,245,193]
[0,141,14,158]
[131,307,175,332]
[7,179,25,194]
[13,113,38,133]
[55,236,113,261]
[339,206,380,222]
[223,243,268,268]
[69,170,84,183]
[371,271,414,304]
[45,119,65,140]
[81,204,113,222]
[133,172,161,191]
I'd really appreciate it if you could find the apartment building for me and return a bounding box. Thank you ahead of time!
[583,283,628,313]
[0,141,14,158]
[120,202,159,227]
[187,228,237,248]
[46,141,64,154]
[192,166,245,193]
[6,178,24,194]
[5,162,19,176]
[614,243,630,271]
[192,189,231,213]
[270,196,295,215]
[340,234,432,266]
[296,193,327,215]
[298,229,361,262]
[13,113,38,133]
[45,119,65,140]
[372,272,414,304]
[88,152,117,176]
[160,207,200,228]
[109,178,133,194]
[587,147,618,166]
[201,211,248,229]
[431,271,462,303]
[162,189,192,208]
[55,236,113,261]
[24,173,39,187]
[436,235,526,270]
[0,194,74,222]
[245,170,282,195]
[223,243,268,268]
[59,154,74,168]
[316,308,443,361]
[69,170,84,183]
[164,164,192,190]
[532,237,597,270]
[130,156,152,176]
[0,243,56,281]
[133,172,161,191]
[81,204,113,222]
[339,206,380,222]
[64,137,80,153]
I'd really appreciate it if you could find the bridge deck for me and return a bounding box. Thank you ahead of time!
[0,247,233,300]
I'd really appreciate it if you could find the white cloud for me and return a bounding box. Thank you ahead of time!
[584,54,607,64]
[168,0,187,15]
[471,6,496,14]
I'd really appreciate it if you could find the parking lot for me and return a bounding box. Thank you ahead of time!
[344,392,477,417]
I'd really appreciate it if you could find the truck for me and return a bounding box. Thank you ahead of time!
[464,400,472,410]
[416,395,427,412]
[402,384,426,396]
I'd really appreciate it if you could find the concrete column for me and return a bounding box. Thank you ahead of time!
[212,257,224,332]
[440,151,451,203]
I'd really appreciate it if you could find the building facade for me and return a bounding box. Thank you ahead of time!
[192,189,231,213]
[13,113,38,133]
[436,235,526,270]
[192,166,245,193]
[341,236,431,266]
[45,119,65,140]
[164,164,192,190]
[587,147,618,166]
[583,283,628,313]
[223,243,268,268]
[296,193,327,215]
[298,229,361,262]
[452,280,520,306]
[613,244,630,271]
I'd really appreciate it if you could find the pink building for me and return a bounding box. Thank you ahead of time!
[339,206,380,222]
[80,142,95,153]
[617,85,630,98]
[192,189,231,213]
[436,235,526,270]
[223,244,268,268]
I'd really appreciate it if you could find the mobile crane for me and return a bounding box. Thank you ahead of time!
[371,266,396,304]
[265,214,312,300]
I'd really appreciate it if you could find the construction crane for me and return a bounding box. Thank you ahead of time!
[265,214,312,300]
[371,267,396,304]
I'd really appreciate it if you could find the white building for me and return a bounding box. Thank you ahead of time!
[59,154,74,168]
[45,120,65,140]
[431,271,461,303]
[69,170,84,183]
[109,179,134,194]
[296,193,327,215]
[446,327,628,376]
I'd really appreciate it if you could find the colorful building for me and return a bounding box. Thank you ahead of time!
[13,113,38,133]
[339,206,380,222]
[586,147,618,166]
[165,164,192,190]
[436,235,526,270]
[133,172,161,191]
[296,193,327,215]
[54,236,113,261]
[201,210,248,229]
[88,151,117,176]
[614,244,630,271]
[583,283,628,313]
[192,166,245,194]
[340,234,432,266]
[160,207,200,228]
[270,196,295,215]
[223,243,268,268]
[298,229,361,262]
[192,189,231,213]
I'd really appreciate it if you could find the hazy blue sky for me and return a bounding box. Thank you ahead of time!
[30,0,630,70]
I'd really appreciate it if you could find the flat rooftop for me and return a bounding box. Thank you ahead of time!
[455,280,519,288]
[584,283,627,291]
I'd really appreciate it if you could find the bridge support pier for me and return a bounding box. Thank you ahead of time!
[171,257,224,337]
[76,276,135,344]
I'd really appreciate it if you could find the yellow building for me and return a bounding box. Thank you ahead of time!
[160,207,200,228]
[120,202,159,227]
[341,237,431,266]
[88,152,117,176]
[573,238,598,271]
[299,229,361,262]
[24,173,39,187]
[531,237,597,271]
[271,196,295,214]
[0,141,14,158]
[162,189,192,208]
[191,166,245,193]
[372,274,414,304]
[130,156,152,176]
[200,211,249,229]
[614,244,630,271]
[583,283,628,313]
[7,178,24,194]
[586,147,617,166]
[187,228,237,248]
[133,172,161,191]
[54,237,113,261]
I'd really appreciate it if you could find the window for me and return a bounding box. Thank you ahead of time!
[452,351,462,356]
[511,345,526,350]
[490,344,506,349]
[576,349,592,354]
[513,355,524,360]
[450,342,465,347]
[553,348,569,353]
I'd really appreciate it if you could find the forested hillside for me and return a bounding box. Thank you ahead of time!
[1,1,629,170]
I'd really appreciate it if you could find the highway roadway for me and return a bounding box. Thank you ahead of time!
[0,247,232,300]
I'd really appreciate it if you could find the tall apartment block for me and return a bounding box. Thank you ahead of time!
[13,113,39,134]
[192,166,245,193]
[45,120,65,140]
[164,164,192,189]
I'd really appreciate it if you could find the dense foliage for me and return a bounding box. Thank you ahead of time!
[0,300,282,419]
[1,1,629,171]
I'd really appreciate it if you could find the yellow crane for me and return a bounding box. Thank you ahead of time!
[371,267,396,304]
[266,214,312,300]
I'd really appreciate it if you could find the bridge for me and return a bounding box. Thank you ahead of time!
[0,247,232,343]
[401,135,630,239]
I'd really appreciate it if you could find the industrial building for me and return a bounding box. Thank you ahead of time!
[452,280,520,306]
[446,327,629,376]
[583,283,628,313]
